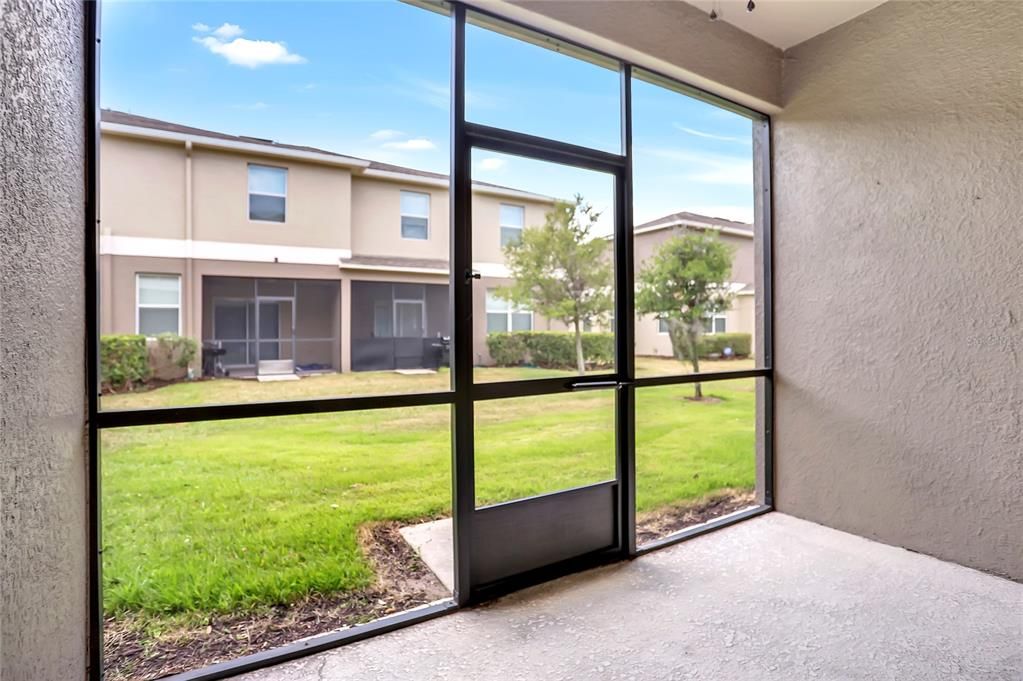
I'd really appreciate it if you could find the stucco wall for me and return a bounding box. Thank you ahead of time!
[192,148,351,250]
[0,0,89,679]
[773,1,1023,579]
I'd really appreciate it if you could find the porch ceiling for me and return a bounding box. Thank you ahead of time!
[239,513,1021,680]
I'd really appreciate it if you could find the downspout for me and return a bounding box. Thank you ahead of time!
[184,140,195,343]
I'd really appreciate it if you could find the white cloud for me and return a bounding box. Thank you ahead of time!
[381,138,436,151]
[233,102,268,111]
[478,157,506,171]
[191,22,210,33]
[212,23,244,40]
[297,82,319,92]
[194,35,307,68]
[673,123,749,144]
[370,129,405,141]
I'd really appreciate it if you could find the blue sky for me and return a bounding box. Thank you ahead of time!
[101,1,754,229]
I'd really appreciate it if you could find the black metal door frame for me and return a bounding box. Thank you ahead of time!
[85,2,774,679]
[449,4,637,602]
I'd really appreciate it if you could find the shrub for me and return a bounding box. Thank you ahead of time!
[487,333,528,367]
[486,331,615,369]
[148,334,198,381]
[100,334,150,391]
[697,332,752,358]
[154,333,198,369]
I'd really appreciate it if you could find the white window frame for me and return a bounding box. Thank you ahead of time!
[499,203,525,248]
[135,273,182,337]
[400,190,430,240]
[657,316,670,334]
[248,164,288,223]
[703,313,727,334]
[485,288,533,333]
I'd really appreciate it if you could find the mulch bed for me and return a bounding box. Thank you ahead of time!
[635,489,756,545]
[103,522,448,681]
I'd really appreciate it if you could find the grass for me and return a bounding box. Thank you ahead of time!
[102,357,756,623]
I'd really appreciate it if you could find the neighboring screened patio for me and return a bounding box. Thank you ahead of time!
[202,276,341,374]
[350,280,449,371]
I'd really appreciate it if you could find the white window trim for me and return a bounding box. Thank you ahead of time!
[400,190,431,240]
[656,313,726,335]
[136,273,182,337]
[704,312,727,334]
[499,203,525,246]
[486,290,533,333]
[248,163,288,224]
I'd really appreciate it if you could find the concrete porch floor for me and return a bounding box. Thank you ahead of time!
[240,514,1022,681]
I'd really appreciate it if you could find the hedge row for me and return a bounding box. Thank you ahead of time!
[487,331,614,369]
[696,332,751,357]
[100,334,150,390]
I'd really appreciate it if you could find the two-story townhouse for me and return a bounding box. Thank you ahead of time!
[632,212,756,358]
[100,111,755,375]
[99,110,553,375]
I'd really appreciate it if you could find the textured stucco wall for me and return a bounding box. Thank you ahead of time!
[503,0,782,111]
[0,0,89,679]
[773,1,1023,579]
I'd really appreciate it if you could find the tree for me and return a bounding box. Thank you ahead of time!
[636,233,734,399]
[497,196,613,374]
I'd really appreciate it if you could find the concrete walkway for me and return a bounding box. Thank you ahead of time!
[240,513,1022,681]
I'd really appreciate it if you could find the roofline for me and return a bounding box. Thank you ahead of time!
[102,122,555,203]
[102,121,371,169]
[633,218,754,239]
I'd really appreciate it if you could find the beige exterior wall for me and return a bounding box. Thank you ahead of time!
[351,177,449,260]
[774,0,1022,579]
[100,135,186,239]
[471,191,552,264]
[349,176,552,264]
[191,148,351,249]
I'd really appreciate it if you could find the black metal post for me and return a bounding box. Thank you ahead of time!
[616,64,637,557]
[449,2,475,606]
[84,1,103,678]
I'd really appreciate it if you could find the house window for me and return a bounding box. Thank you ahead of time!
[702,314,727,334]
[658,317,669,334]
[499,203,525,247]
[248,164,287,222]
[486,289,532,333]
[137,273,181,336]
[400,191,430,240]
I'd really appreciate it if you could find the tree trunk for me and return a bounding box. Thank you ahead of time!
[573,319,586,375]
[686,325,703,400]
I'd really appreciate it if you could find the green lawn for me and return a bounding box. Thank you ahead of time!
[102,357,756,623]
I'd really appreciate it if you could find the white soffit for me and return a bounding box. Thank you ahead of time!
[683,0,887,49]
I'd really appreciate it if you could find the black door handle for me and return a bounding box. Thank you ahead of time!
[465,269,481,283]
[567,380,633,391]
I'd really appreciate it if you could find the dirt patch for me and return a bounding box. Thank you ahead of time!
[682,395,724,404]
[636,489,756,545]
[104,522,448,681]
